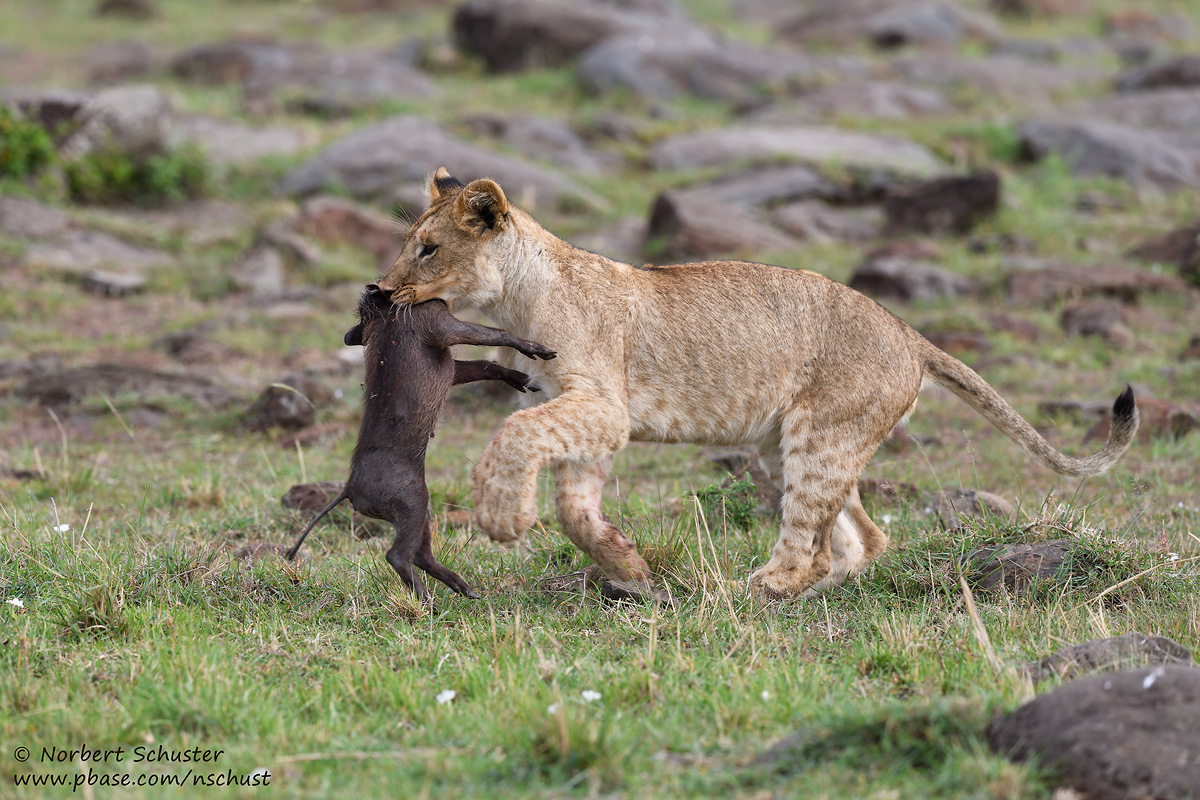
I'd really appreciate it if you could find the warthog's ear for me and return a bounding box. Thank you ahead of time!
[454,178,509,235]
[427,166,464,204]
[344,323,365,347]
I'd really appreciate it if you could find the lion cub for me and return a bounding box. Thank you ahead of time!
[377,168,1137,599]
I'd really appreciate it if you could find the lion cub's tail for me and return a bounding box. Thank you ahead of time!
[918,338,1138,478]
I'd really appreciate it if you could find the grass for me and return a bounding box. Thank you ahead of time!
[3,0,1200,796]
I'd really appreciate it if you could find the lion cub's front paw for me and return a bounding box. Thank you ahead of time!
[749,562,814,600]
[473,468,539,544]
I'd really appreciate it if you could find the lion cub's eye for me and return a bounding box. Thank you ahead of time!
[418,243,438,258]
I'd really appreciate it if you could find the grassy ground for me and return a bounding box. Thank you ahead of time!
[3,0,1200,797]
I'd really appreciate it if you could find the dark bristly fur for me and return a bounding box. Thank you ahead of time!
[285,284,556,603]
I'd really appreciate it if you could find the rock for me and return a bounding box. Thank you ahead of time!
[1022,634,1195,685]
[244,383,318,432]
[794,80,950,120]
[884,170,1000,235]
[154,329,238,365]
[1019,117,1200,193]
[280,114,599,213]
[1060,301,1133,348]
[16,364,236,410]
[893,53,1101,104]
[82,270,147,297]
[864,1,1002,49]
[772,200,883,244]
[171,40,288,85]
[987,666,1200,800]
[0,197,70,240]
[0,88,90,136]
[963,539,1074,592]
[282,481,346,512]
[1116,54,1200,92]
[276,421,350,450]
[259,220,322,267]
[1004,258,1190,305]
[985,311,1042,342]
[932,488,1015,531]
[1077,88,1200,132]
[780,0,999,47]
[169,114,310,167]
[1084,396,1197,443]
[989,0,1089,17]
[675,165,841,212]
[59,84,173,159]
[232,541,299,562]
[576,29,844,104]
[95,0,157,17]
[84,41,155,84]
[229,246,287,296]
[114,200,250,248]
[460,113,612,173]
[1184,335,1200,360]
[649,124,945,178]
[293,195,400,261]
[1127,219,1200,264]
[848,256,977,302]
[569,216,646,264]
[21,229,174,275]
[857,477,920,502]
[645,190,797,261]
[451,0,662,73]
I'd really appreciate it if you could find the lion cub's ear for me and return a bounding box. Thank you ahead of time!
[427,166,465,204]
[454,178,509,235]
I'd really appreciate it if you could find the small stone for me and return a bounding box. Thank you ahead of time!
[884,171,1001,235]
[230,246,286,296]
[1083,395,1197,443]
[848,256,977,302]
[244,383,317,431]
[1060,300,1133,348]
[82,270,147,297]
[933,488,1015,532]
[1022,633,1195,685]
[282,481,346,512]
[963,539,1074,593]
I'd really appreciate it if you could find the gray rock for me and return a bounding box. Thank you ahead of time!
[169,114,311,167]
[796,80,950,120]
[282,481,347,512]
[1004,258,1189,304]
[987,666,1200,800]
[84,41,155,84]
[1116,54,1200,92]
[1022,634,1195,685]
[848,256,977,302]
[0,197,70,240]
[649,124,945,177]
[230,246,287,296]
[292,195,400,261]
[893,53,1102,104]
[675,165,841,211]
[964,540,1074,592]
[1060,300,1133,348]
[865,1,1002,48]
[646,190,797,260]
[1078,87,1200,132]
[577,29,844,103]
[0,88,90,136]
[461,113,614,173]
[17,364,236,410]
[21,229,174,275]
[280,115,600,213]
[59,84,173,158]
[1127,219,1200,265]
[1019,117,1200,192]
[82,270,147,297]
[451,0,664,73]
[244,383,317,432]
[772,200,883,243]
[569,216,646,264]
[932,488,1015,531]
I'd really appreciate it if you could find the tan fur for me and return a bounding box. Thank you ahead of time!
[378,168,1139,598]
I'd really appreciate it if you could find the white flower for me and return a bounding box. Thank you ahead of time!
[581,690,601,703]
[881,514,894,525]
[547,702,562,714]
[761,690,771,701]
[7,598,24,608]
[436,689,456,705]
[54,524,70,533]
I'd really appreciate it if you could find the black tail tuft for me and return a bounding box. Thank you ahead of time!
[1113,384,1136,422]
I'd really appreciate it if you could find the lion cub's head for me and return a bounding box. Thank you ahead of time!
[377,167,510,310]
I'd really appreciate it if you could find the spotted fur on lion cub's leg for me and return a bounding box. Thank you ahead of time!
[554,457,649,581]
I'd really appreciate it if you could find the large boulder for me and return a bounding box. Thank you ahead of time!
[1116,54,1200,92]
[848,255,977,302]
[884,170,1000,234]
[59,84,173,158]
[279,115,600,213]
[1004,258,1190,304]
[649,123,945,177]
[987,666,1200,800]
[1022,634,1195,685]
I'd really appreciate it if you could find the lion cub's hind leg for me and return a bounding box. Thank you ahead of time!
[805,485,887,594]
